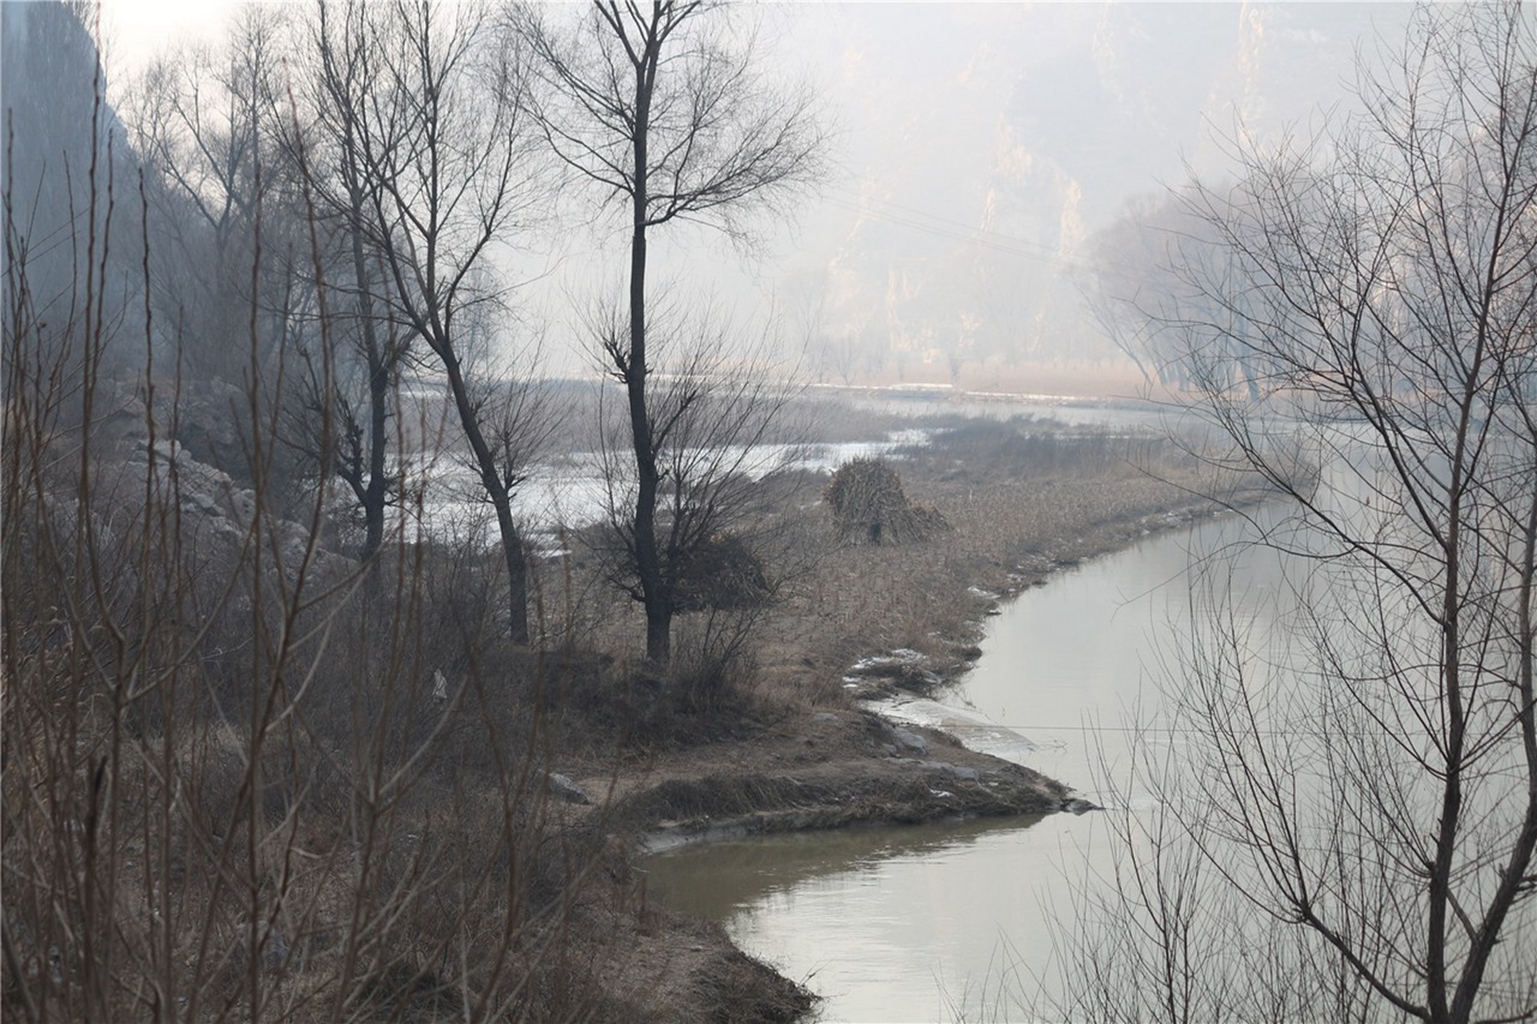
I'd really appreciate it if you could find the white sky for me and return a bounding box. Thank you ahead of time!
[96,0,237,76]
[76,1,1418,377]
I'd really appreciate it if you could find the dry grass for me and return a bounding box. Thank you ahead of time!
[521,412,1261,737]
[742,416,1253,710]
[849,359,1153,398]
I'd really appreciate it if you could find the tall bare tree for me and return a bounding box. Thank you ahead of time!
[279,0,416,562]
[320,0,541,642]
[1052,6,1537,1022]
[521,0,823,662]
[127,6,290,384]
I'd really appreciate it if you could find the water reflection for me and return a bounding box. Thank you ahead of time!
[643,815,1067,1023]
[643,814,1049,921]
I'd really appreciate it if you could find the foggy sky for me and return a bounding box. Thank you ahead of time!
[88,1,1418,380]
[558,2,1417,379]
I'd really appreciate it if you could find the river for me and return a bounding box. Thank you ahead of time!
[642,504,1293,1022]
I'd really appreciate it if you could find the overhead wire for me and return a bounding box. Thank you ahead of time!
[823,191,1070,266]
[820,187,1147,277]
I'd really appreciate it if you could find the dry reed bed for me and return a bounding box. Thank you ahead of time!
[749,423,1245,707]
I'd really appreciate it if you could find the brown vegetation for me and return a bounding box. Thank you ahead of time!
[739,418,1251,712]
[823,457,950,545]
[2,340,1242,1024]
[0,9,1261,1019]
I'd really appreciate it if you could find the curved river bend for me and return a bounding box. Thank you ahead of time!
[642,506,1291,1022]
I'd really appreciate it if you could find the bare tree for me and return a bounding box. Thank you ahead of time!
[126,6,290,383]
[1079,186,1272,396]
[586,299,801,668]
[520,0,823,662]
[1052,6,1537,1022]
[322,0,542,642]
[1078,193,1186,391]
[277,0,417,563]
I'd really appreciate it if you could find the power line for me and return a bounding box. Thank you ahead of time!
[822,188,1138,277]
[825,192,1071,267]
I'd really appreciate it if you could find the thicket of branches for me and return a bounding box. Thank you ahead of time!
[0,27,610,1024]
[1050,6,1537,1023]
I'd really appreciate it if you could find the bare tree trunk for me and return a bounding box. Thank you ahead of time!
[626,36,670,664]
[348,208,388,562]
[492,492,530,647]
[439,346,530,645]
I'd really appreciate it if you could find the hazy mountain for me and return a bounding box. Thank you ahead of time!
[767,2,1417,380]
[2,1,144,369]
[6,2,1420,386]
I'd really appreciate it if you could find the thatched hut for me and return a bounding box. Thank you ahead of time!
[823,457,948,544]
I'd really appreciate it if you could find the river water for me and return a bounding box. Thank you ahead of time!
[642,504,1295,1022]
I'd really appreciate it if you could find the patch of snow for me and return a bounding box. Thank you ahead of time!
[867,695,1039,766]
[849,648,924,672]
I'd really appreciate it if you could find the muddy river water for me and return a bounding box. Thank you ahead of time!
[643,502,1294,1022]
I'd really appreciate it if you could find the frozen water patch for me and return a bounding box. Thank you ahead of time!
[864,694,1039,766]
[404,429,932,543]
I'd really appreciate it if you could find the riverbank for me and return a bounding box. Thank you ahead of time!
[544,416,1268,1021]
[549,710,1073,1022]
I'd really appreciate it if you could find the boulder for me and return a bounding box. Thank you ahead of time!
[889,727,929,756]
